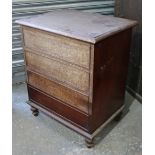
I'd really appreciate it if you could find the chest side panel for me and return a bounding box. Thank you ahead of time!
[90,28,132,133]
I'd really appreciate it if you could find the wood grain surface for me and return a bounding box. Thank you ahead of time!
[89,28,132,132]
[23,26,90,69]
[27,85,90,131]
[16,9,137,43]
[17,9,137,142]
[25,50,90,93]
[27,71,89,113]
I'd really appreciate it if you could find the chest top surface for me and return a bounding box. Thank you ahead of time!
[16,9,137,43]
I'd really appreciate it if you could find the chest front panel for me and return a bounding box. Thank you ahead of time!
[23,26,93,115]
[23,27,90,69]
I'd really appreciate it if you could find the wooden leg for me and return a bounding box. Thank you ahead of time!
[85,138,94,148]
[114,111,123,121]
[30,106,39,116]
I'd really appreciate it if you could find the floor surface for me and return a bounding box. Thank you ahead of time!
[12,83,142,155]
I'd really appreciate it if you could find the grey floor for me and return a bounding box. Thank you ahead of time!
[13,83,142,155]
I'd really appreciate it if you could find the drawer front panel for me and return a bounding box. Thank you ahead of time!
[23,27,90,69]
[26,51,89,92]
[27,71,89,113]
[27,85,89,130]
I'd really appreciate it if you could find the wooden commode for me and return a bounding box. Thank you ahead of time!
[16,9,137,147]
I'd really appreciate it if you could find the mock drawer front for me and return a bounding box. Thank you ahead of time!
[23,27,90,69]
[26,51,89,93]
[27,71,89,113]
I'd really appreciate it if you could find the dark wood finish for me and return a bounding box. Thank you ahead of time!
[25,28,133,144]
[16,10,136,147]
[26,28,132,134]
[89,28,132,133]
[27,85,90,132]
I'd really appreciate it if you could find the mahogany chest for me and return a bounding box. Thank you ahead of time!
[16,9,137,147]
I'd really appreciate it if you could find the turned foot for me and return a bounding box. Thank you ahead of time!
[85,138,94,148]
[114,111,123,121]
[31,106,39,116]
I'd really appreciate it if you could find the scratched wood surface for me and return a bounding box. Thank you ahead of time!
[16,9,137,43]
[27,71,89,113]
[23,26,90,69]
[25,51,90,93]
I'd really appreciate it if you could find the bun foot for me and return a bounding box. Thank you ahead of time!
[85,138,94,148]
[31,106,39,116]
